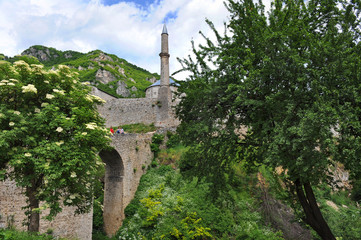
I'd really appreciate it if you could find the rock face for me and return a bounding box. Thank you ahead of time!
[95,69,117,84]
[93,52,114,62]
[116,81,131,97]
[22,46,54,62]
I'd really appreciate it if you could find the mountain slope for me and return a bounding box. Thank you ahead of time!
[8,45,160,98]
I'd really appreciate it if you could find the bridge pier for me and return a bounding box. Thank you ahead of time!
[99,133,154,237]
[99,149,124,236]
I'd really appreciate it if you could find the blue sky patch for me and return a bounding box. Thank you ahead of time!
[102,0,155,8]
[164,10,178,23]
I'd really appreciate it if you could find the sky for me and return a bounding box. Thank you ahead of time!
[0,0,271,80]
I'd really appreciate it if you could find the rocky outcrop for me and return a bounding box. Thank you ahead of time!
[22,46,54,62]
[116,81,130,97]
[93,52,114,62]
[64,52,73,59]
[147,77,157,84]
[96,69,117,84]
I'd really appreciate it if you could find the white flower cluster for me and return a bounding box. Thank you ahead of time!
[9,122,15,126]
[85,122,97,130]
[41,102,49,107]
[85,95,93,102]
[22,84,37,94]
[34,108,41,113]
[46,94,55,99]
[14,60,31,71]
[1,79,17,86]
[56,127,63,133]
[53,89,65,95]
[13,111,20,115]
[91,95,106,103]
[24,152,32,157]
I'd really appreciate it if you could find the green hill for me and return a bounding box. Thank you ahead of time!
[5,45,160,98]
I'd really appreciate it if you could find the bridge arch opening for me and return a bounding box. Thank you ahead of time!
[99,148,124,237]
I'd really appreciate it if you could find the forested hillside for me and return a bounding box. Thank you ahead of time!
[2,45,159,98]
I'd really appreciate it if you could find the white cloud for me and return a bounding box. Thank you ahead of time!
[0,0,232,79]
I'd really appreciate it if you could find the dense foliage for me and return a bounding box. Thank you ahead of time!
[0,58,111,231]
[0,229,62,240]
[117,166,283,239]
[175,0,361,239]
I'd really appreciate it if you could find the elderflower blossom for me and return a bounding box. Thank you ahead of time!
[85,122,97,130]
[56,127,63,132]
[55,141,64,146]
[66,199,72,204]
[10,79,18,82]
[9,122,15,126]
[0,113,4,118]
[82,132,87,136]
[14,60,30,69]
[1,80,9,83]
[22,84,37,94]
[85,95,93,102]
[82,82,90,85]
[41,102,49,107]
[53,89,65,95]
[13,111,20,115]
[24,153,32,157]
[44,80,49,84]
[34,108,40,113]
[46,94,54,99]
[91,95,106,103]
[0,83,5,86]
[70,172,77,178]
[7,82,15,86]
[69,194,76,199]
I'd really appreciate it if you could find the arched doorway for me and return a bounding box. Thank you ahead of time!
[99,148,124,237]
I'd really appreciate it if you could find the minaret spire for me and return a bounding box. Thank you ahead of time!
[156,23,171,126]
[160,23,170,87]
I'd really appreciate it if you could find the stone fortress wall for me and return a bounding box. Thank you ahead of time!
[0,179,93,240]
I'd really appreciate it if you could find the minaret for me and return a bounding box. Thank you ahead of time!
[156,23,171,126]
[160,23,170,87]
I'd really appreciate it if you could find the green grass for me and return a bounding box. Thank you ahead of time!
[120,123,157,133]
[0,229,66,240]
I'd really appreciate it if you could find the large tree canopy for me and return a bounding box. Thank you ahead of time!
[175,0,361,239]
[0,58,111,231]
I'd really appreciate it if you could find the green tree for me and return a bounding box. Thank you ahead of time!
[175,0,361,239]
[0,59,111,232]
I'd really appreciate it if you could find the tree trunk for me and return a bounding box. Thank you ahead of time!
[294,179,336,240]
[26,186,40,232]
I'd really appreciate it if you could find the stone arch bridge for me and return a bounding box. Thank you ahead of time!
[99,132,154,236]
[0,132,154,239]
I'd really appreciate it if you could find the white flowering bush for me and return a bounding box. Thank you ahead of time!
[0,59,111,232]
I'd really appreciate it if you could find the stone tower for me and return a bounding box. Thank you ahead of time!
[160,23,170,88]
[156,23,172,125]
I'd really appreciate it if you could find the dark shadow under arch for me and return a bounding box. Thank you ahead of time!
[99,148,124,237]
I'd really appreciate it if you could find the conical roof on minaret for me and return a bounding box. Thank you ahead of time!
[162,23,168,34]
